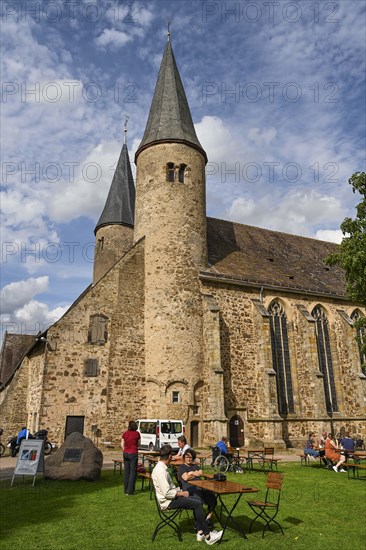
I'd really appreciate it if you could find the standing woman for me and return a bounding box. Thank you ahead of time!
[121,420,140,495]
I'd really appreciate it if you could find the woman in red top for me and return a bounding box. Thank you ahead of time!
[121,420,140,495]
[325,433,346,473]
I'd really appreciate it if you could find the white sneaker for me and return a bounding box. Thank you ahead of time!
[332,466,338,472]
[205,531,223,545]
[339,469,346,473]
[309,455,315,461]
[197,532,205,542]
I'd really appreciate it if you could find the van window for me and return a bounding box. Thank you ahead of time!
[140,422,156,434]
[160,422,182,434]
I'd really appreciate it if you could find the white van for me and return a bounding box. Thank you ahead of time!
[137,419,185,451]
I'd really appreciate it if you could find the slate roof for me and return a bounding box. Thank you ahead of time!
[95,143,135,234]
[204,218,347,298]
[135,40,207,162]
[0,333,35,386]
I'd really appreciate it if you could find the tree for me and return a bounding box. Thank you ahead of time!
[326,172,366,366]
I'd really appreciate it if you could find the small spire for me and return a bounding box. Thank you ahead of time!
[167,20,171,42]
[123,114,129,144]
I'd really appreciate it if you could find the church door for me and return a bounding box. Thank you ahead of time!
[64,416,85,440]
[229,415,244,447]
[190,421,199,447]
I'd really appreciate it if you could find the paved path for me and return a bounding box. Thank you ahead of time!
[0,448,302,480]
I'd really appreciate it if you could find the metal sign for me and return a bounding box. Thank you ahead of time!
[63,448,83,462]
[11,439,44,486]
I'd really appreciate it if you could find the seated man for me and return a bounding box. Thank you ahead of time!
[152,444,222,545]
[339,432,355,452]
[215,436,232,460]
[171,435,190,460]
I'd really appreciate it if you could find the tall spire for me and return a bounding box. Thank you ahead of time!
[94,142,135,234]
[135,40,207,162]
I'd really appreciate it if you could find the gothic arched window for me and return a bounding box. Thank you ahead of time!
[269,301,294,415]
[351,310,366,375]
[166,162,175,182]
[312,306,338,414]
[178,164,187,183]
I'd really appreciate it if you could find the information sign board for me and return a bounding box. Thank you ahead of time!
[11,439,44,486]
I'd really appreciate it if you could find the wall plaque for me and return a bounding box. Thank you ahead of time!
[63,448,84,462]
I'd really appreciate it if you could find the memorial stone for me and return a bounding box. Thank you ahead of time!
[44,432,103,481]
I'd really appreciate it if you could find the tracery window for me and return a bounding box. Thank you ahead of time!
[351,310,366,374]
[312,306,338,414]
[88,314,108,345]
[269,301,294,415]
[166,162,175,182]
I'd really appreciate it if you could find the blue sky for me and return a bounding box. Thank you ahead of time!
[1,0,365,337]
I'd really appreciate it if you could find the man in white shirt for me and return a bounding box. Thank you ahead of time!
[152,444,222,545]
[171,436,190,460]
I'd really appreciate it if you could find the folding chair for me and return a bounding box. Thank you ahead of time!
[259,447,279,471]
[151,485,182,542]
[247,472,284,538]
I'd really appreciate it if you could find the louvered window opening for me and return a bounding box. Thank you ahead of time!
[312,306,338,414]
[85,358,99,377]
[269,302,294,415]
[88,314,108,345]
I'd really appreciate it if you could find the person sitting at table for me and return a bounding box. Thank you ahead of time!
[339,432,355,452]
[304,432,320,460]
[178,448,217,525]
[325,433,346,473]
[171,435,190,460]
[215,436,232,461]
[152,444,223,545]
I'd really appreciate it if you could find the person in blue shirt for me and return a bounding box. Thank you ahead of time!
[16,427,29,444]
[339,432,355,452]
[216,437,232,460]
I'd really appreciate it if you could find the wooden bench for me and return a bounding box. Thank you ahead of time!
[138,471,152,498]
[347,463,366,479]
[113,459,123,475]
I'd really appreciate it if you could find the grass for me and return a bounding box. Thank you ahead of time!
[1,462,365,550]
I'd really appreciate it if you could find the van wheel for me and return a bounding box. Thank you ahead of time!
[149,443,154,451]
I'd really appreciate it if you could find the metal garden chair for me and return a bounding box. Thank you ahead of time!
[247,472,284,538]
[151,484,182,542]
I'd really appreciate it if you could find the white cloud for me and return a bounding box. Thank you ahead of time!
[248,127,277,146]
[315,229,343,244]
[1,276,49,314]
[95,28,132,49]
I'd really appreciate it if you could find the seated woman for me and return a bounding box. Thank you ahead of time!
[325,433,346,473]
[304,432,320,460]
[178,448,217,524]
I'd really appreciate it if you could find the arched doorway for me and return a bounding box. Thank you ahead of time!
[229,415,244,447]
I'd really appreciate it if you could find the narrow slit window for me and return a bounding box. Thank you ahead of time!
[167,162,175,182]
[178,164,187,183]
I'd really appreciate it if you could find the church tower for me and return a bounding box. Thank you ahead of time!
[93,128,135,284]
[134,37,208,417]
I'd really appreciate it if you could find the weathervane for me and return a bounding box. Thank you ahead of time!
[124,114,129,144]
[167,20,171,42]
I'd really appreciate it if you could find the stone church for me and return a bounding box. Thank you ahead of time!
[1,39,365,449]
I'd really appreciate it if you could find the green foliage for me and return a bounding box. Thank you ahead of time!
[1,463,365,549]
[326,172,366,363]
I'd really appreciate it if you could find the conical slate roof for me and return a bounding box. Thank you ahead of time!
[95,143,135,234]
[135,41,207,162]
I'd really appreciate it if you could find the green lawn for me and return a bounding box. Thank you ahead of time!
[1,462,365,550]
